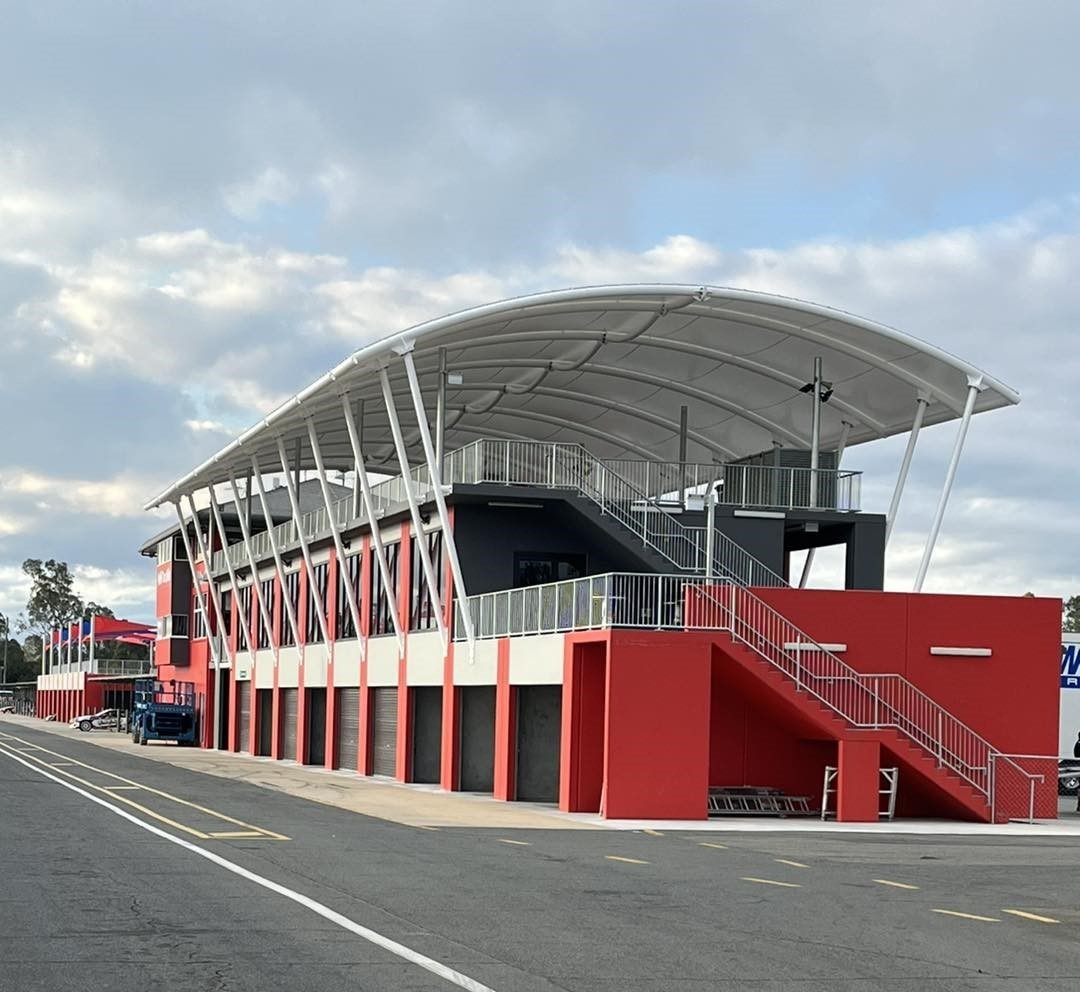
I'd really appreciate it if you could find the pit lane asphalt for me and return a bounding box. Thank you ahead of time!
[1,722,1078,991]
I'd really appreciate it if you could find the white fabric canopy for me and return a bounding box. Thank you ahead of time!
[146,285,1018,508]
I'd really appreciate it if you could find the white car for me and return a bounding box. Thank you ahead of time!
[71,708,118,732]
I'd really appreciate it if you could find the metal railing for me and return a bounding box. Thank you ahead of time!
[210,438,858,579]
[455,571,1000,804]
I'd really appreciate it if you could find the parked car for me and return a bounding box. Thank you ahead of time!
[1058,759,1080,796]
[71,708,118,732]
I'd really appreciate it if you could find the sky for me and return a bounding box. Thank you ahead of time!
[1,1,1079,627]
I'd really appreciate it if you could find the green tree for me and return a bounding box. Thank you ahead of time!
[21,634,43,678]
[22,559,84,638]
[1065,595,1080,633]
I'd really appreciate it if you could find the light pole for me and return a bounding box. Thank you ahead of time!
[1,612,8,684]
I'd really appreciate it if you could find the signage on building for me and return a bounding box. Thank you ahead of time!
[1063,641,1080,689]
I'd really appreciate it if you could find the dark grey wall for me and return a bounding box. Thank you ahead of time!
[454,499,650,595]
[460,685,496,792]
[845,516,886,590]
[515,685,561,803]
[411,686,442,784]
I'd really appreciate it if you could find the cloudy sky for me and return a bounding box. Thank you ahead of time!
[1,1,1079,626]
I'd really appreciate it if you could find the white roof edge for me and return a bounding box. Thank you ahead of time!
[144,283,1020,509]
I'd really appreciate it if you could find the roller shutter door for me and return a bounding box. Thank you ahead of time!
[336,688,360,771]
[281,688,298,761]
[371,687,398,778]
[237,681,251,754]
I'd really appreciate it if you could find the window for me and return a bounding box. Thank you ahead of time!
[157,538,172,564]
[257,577,273,649]
[337,554,362,640]
[219,589,233,641]
[513,552,586,588]
[192,596,208,640]
[410,529,444,631]
[239,585,253,646]
[157,614,189,638]
[281,571,300,647]
[369,541,400,636]
[306,562,329,643]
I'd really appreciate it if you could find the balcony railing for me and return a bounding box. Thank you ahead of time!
[211,439,861,575]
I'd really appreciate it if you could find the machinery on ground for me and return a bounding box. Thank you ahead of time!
[131,678,196,746]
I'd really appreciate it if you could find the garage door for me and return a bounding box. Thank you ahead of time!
[281,688,298,761]
[371,687,398,778]
[516,685,561,802]
[336,687,360,772]
[256,689,273,756]
[237,681,251,754]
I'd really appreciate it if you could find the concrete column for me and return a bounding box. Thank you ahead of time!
[440,645,460,791]
[837,739,880,822]
[493,639,516,801]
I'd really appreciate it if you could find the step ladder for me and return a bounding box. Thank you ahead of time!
[707,786,813,817]
[820,766,898,821]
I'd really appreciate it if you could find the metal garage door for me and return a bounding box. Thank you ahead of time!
[281,688,298,761]
[371,687,398,778]
[516,685,561,802]
[336,688,360,771]
[237,681,251,754]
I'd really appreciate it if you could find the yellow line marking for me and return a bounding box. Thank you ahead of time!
[0,734,289,841]
[932,909,999,923]
[1003,909,1060,924]
[774,858,810,868]
[742,877,801,888]
[699,842,728,850]
[497,838,531,846]
[606,855,649,865]
[208,831,266,839]
[874,879,920,890]
[643,829,664,837]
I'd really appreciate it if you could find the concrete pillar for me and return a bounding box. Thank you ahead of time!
[493,639,516,800]
[440,646,459,791]
[837,738,881,822]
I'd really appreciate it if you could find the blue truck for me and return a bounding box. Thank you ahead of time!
[131,679,197,746]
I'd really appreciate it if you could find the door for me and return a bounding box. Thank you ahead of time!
[281,688,298,761]
[460,686,496,792]
[371,687,398,777]
[305,688,326,766]
[216,669,231,750]
[336,687,360,771]
[411,687,442,784]
[237,681,251,753]
[256,689,273,756]
[516,685,562,802]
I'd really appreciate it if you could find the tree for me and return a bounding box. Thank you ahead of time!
[1065,595,1080,633]
[22,559,84,638]
[83,602,115,620]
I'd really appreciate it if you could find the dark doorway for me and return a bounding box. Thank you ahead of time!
[256,689,273,756]
[216,669,231,750]
[460,685,496,792]
[411,687,442,784]
[516,685,562,802]
[305,687,327,766]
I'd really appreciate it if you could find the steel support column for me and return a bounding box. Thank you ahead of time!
[914,378,983,592]
[401,349,476,653]
[886,395,929,545]
[306,416,364,657]
[379,364,449,647]
[227,473,278,667]
[799,419,851,589]
[251,455,303,651]
[276,436,332,647]
[208,490,258,671]
[340,391,404,652]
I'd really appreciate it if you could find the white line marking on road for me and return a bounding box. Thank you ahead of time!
[497,839,530,846]
[742,877,801,888]
[1003,909,1060,924]
[606,855,649,865]
[932,909,999,923]
[774,859,810,869]
[874,879,919,890]
[699,842,727,850]
[0,743,498,992]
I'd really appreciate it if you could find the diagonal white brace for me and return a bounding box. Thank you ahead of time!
[306,416,365,659]
[208,488,258,670]
[275,435,332,647]
[340,391,405,653]
[173,500,221,673]
[379,367,449,649]
[401,351,476,655]
[250,454,303,652]
[183,493,235,671]
[227,473,279,669]
[886,394,929,545]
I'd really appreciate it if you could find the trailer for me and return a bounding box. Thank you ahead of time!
[131,678,197,746]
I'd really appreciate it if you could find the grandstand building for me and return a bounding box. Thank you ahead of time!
[128,285,1058,822]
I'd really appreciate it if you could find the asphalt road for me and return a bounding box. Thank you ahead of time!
[1,724,1078,991]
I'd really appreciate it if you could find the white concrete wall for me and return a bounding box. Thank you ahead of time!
[254,649,275,689]
[304,643,328,687]
[407,631,445,685]
[277,647,300,688]
[453,638,498,685]
[367,636,399,687]
[334,639,362,687]
[508,634,564,685]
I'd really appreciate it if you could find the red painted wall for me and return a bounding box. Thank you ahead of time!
[559,636,607,813]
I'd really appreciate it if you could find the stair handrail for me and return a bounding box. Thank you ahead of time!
[697,583,994,799]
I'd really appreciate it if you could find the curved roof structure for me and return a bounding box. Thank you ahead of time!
[146,285,1019,508]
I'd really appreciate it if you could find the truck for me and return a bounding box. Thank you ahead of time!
[131,678,197,746]
[1059,634,1080,794]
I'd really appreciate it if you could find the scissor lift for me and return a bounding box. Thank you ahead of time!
[131,679,197,746]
